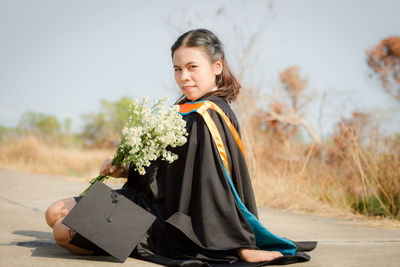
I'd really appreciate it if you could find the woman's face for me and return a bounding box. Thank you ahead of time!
[173,46,222,101]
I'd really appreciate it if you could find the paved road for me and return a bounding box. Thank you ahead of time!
[0,168,399,266]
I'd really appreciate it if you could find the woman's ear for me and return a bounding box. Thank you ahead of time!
[214,58,223,75]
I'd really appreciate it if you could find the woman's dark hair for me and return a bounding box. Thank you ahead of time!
[171,28,241,104]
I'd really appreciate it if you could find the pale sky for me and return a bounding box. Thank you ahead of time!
[1,0,399,137]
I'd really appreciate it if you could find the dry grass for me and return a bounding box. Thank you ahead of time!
[245,135,400,229]
[0,135,113,178]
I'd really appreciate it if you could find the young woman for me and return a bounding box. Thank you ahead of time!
[45,28,316,266]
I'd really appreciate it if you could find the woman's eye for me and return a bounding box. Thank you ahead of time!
[189,65,197,69]
[174,68,181,72]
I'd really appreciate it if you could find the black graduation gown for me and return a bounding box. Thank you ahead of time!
[121,94,316,266]
[71,93,317,266]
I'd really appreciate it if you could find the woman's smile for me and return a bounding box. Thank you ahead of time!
[183,85,196,91]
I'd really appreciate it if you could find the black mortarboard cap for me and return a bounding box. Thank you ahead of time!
[62,181,156,262]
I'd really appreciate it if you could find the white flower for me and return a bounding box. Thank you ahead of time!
[110,95,188,175]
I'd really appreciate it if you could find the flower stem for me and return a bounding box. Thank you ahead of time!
[80,174,109,196]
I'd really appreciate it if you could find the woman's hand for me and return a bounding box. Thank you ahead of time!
[99,158,128,178]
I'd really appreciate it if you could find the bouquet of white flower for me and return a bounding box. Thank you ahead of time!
[80,95,188,196]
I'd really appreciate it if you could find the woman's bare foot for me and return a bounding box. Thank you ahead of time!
[238,248,283,262]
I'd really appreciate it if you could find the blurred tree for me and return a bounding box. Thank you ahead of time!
[80,112,108,147]
[63,118,72,134]
[80,96,131,148]
[280,66,309,113]
[0,125,16,142]
[367,36,400,101]
[17,111,61,139]
[101,97,132,134]
[253,66,318,143]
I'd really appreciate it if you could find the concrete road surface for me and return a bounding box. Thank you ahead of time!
[0,168,399,266]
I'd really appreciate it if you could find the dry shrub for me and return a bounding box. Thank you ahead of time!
[0,135,113,178]
[367,36,400,100]
[235,86,400,224]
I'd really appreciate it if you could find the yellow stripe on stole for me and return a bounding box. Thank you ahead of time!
[178,101,244,158]
[196,103,230,174]
[203,101,246,159]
